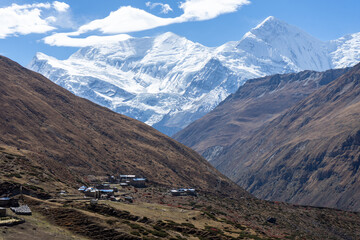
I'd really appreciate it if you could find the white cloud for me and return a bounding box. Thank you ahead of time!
[44,0,250,47]
[179,0,250,21]
[146,2,173,14]
[0,2,70,39]
[53,1,70,12]
[44,32,132,47]
[77,6,175,34]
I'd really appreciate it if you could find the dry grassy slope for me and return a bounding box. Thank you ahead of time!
[0,55,248,197]
[214,63,360,211]
[174,68,349,160]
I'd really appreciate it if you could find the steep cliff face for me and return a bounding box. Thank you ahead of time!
[29,17,360,136]
[0,55,248,196]
[174,68,350,159]
[212,63,360,211]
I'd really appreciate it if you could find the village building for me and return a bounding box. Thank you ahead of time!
[0,197,10,207]
[96,183,111,189]
[124,196,133,203]
[108,175,117,183]
[84,187,100,198]
[170,188,196,196]
[0,207,6,217]
[131,178,147,188]
[11,198,19,207]
[99,189,114,196]
[10,205,32,215]
[59,190,67,195]
[119,175,136,182]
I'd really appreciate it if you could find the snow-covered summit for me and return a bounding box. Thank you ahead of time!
[329,32,360,68]
[235,16,331,71]
[28,17,360,136]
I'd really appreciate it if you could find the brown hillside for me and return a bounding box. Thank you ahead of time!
[174,68,349,161]
[0,55,247,196]
[213,63,360,211]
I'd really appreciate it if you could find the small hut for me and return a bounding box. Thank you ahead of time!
[0,198,10,207]
[119,175,136,182]
[10,205,32,215]
[84,187,100,198]
[78,186,87,192]
[0,207,6,217]
[131,178,146,188]
[99,189,114,196]
[170,188,196,196]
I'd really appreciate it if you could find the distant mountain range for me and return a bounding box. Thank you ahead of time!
[176,63,360,211]
[29,16,360,136]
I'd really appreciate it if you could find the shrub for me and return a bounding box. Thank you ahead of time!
[130,231,140,236]
[151,230,169,237]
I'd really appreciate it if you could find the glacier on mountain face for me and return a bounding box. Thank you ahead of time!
[28,17,360,136]
[329,32,360,69]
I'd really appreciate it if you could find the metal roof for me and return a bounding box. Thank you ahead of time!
[99,189,114,193]
[133,178,146,181]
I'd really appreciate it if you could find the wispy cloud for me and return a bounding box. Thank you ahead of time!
[44,32,132,47]
[0,1,70,39]
[146,2,173,14]
[44,0,251,47]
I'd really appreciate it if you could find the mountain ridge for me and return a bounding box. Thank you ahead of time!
[211,63,360,211]
[174,67,350,158]
[29,16,360,135]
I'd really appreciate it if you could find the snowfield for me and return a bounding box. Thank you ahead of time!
[29,17,360,135]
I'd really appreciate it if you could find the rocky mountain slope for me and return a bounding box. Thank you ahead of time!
[174,68,350,159]
[0,55,247,196]
[2,56,360,239]
[211,63,360,211]
[29,16,360,136]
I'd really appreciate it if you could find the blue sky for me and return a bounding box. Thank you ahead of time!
[1,0,360,66]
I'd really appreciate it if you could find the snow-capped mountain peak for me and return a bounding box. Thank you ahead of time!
[154,31,183,43]
[249,16,319,45]
[28,16,360,136]
[252,16,280,30]
[330,32,360,68]
[235,16,331,72]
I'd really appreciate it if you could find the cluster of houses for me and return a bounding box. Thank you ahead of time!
[78,174,147,199]
[118,175,147,188]
[0,197,31,218]
[77,173,197,200]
